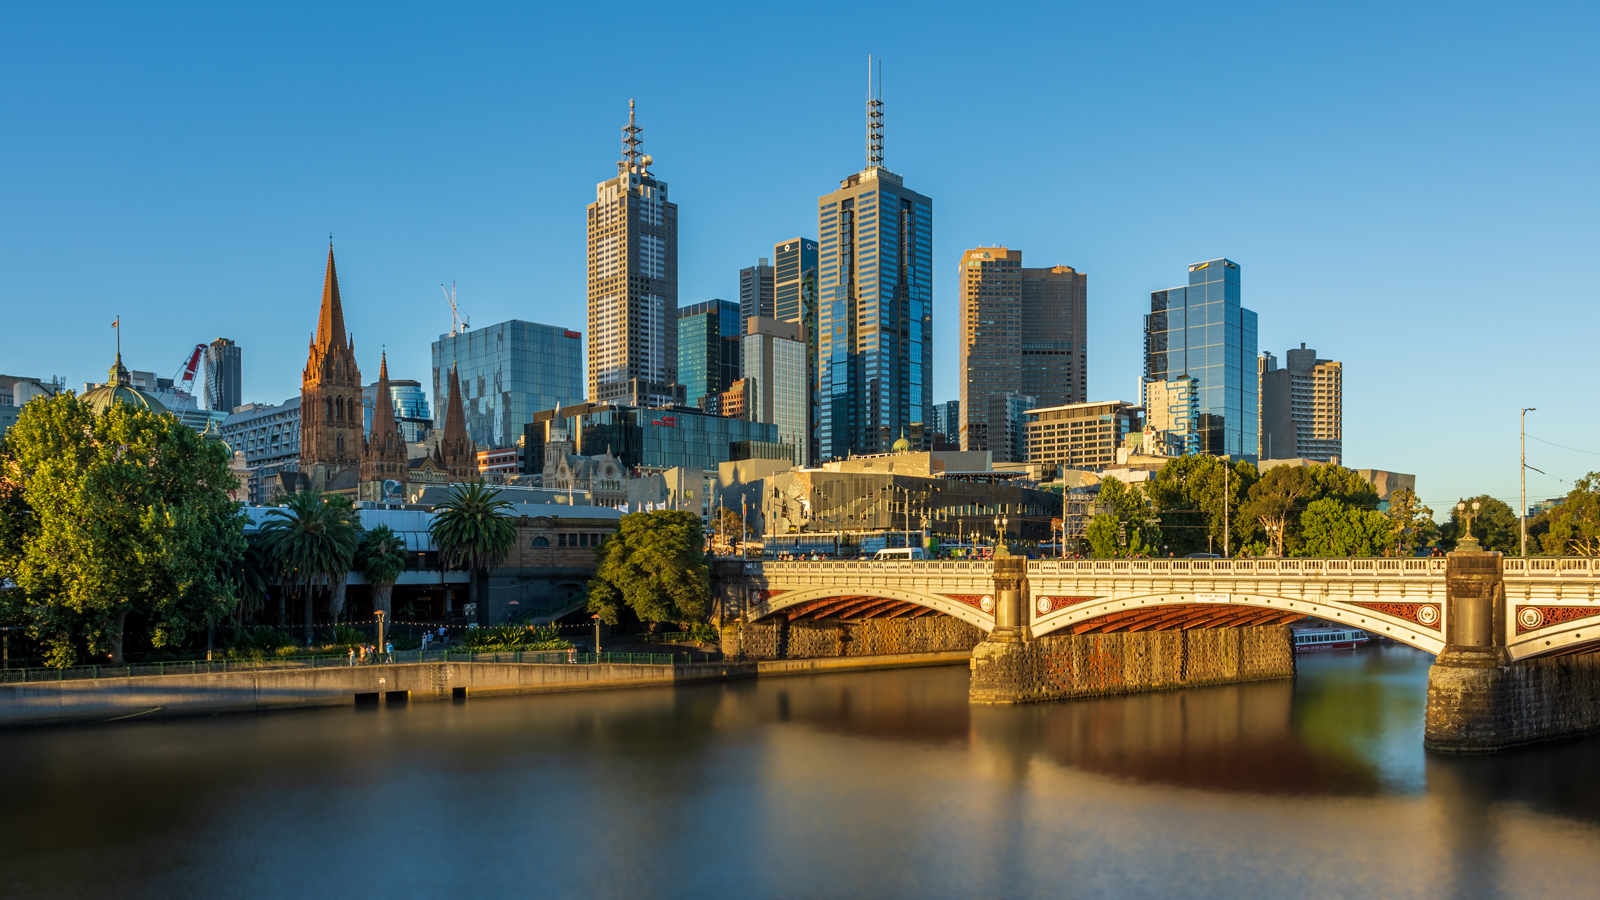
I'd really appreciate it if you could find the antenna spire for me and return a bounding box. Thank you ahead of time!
[867,56,883,169]
[619,98,645,173]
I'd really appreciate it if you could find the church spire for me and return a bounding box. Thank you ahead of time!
[315,244,348,351]
[360,351,406,492]
[434,363,475,479]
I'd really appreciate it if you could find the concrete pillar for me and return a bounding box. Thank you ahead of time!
[1425,552,1514,751]
[988,557,1030,644]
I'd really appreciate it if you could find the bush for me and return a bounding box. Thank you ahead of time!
[227,626,297,659]
[460,623,572,652]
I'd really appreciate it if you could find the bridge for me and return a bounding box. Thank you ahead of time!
[732,555,1600,661]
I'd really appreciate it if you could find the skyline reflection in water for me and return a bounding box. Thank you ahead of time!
[2,645,1600,899]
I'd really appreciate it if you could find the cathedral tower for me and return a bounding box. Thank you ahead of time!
[300,246,364,483]
[432,364,477,480]
[359,351,408,500]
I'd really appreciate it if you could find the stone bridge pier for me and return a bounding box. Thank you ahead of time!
[1425,552,1600,752]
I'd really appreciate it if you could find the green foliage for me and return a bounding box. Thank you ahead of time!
[1236,463,1383,557]
[1539,474,1600,556]
[587,510,709,626]
[358,523,410,619]
[330,623,367,648]
[1442,494,1519,554]
[460,622,572,651]
[1145,455,1257,555]
[430,481,517,617]
[1086,477,1160,557]
[1299,498,1393,557]
[1383,488,1437,555]
[228,625,297,659]
[0,392,246,665]
[259,490,360,643]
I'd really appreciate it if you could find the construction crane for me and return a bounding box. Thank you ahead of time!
[441,282,469,336]
[169,344,206,408]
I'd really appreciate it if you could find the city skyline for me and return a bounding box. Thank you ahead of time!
[5,3,1598,510]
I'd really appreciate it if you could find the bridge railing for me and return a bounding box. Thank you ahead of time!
[750,557,1600,578]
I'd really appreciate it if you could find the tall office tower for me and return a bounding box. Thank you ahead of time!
[930,399,960,443]
[739,258,775,324]
[742,316,809,466]
[774,238,819,461]
[587,100,678,406]
[677,299,742,408]
[1142,258,1258,462]
[204,337,241,413]
[986,390,1036,464]
[957,247,1087,453]
[815,63,932,460]
[431,320,583,450]
[1259,344,1342,462]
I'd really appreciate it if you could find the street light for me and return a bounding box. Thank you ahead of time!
[1522,408,1542,558]
[1457,499,1483,552]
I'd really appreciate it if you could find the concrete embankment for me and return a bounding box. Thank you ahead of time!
[0,650,973,728]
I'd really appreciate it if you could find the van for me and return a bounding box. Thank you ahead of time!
[873,547,926,561]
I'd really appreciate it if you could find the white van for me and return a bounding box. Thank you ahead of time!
[873,547,926,561]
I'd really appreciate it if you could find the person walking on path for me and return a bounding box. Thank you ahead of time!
[347,647,355,666]
[385,641,394,664]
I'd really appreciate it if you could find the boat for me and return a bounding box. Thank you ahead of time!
[1292,627,1370,652]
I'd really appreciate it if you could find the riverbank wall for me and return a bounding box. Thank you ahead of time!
[721,616,983,660]
[968,625,1296,704]
[1426,654,1600,752]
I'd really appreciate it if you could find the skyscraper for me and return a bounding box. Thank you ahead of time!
[739,258,775,324]
[774,237,819,462]
[815,63,932,460]
[587,100,678,406]
[677,299,741,408]
[930,399,960,444]
[204,337,241,413]
[1142,258,1258,461]
[432,320,583,450]
[1259,345,1342,462]
[957,247,1087,453]
[742,316,809,466]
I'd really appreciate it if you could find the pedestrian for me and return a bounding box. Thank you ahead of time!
[358,644,367,665]
[385,640,394,664]
[347,646,355,667]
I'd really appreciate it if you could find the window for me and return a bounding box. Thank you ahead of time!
[532,536,549,547]
[558,533,568,547]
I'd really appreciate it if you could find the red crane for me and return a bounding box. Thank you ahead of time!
[169,344,206,408]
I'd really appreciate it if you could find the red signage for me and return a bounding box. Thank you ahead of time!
[653,416,677,427]
[564,330,582,339]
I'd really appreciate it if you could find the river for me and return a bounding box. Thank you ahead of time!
[3,645,1600,899]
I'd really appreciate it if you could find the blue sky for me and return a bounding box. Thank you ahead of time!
[3,1,1597,514]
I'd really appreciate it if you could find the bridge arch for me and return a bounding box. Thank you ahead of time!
[1030,590,1446,655]
[750,584,995,633]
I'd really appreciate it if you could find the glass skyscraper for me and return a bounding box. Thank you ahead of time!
[815,89,932,460]
[677,299,741,408]
[432,320,583,450]
[773,237,819,462]
[1142,258,1258,461]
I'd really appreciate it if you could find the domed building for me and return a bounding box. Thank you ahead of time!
[892,429,912,454]
[81,354,168,416]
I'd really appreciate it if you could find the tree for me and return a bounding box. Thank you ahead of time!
[358,524,410,621]
[1086,477,1160,557]
[1442,495,1518,554]
[323,494,360,621]
[711,506,745,556]
[1,393,245,665]
[587,510,709,627]
[1300,497,1392,557]
[260,490,359,645]
[1242,465,1314,557]
[430,481,517,623]
[1383,487,1437,555]
[1540,474,1600,556]
[1146,455,1257,555]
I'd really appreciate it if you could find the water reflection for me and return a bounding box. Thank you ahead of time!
[3,646,1600,899]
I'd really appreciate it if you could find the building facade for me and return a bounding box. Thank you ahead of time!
[1025,400,1144,472]
[431,320,582,451]
[986,390,1037,464]
[739,258,775,325]
[204,338,241,413]
[773,237,819,462]
[815,85,932,461]
[958,246,1087,454]
[742,316,809,466]
[587,100,678,406]
[1142,258,1258,462]
[219,398,301,504]
[1144,375,1199,456]
[1259,344,1342,463]
[677,299,741,408]
[930,399,960,445]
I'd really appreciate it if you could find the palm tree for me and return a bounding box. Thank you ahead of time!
[430,481,517,624]
[323,494,361,622]
[358,524,409,624]
[260,490,360,645]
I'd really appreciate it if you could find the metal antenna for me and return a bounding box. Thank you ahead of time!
[620,98,644,173]
[867,57,884,168]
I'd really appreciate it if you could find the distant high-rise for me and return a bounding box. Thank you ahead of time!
[816,61,932,460]
[1259,345,1342,463]
[930,399,960,444]
[587,100,678,406]
[677,299,741,408]
[432,320,583,450]
[958,247,1086,453]
[742,316,809,466]
[739,258,775,325]
[204,338,241,413]
[773,237,819,461]
[1142,258,1258,462]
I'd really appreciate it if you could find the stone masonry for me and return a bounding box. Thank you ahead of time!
[722,616,983,661]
